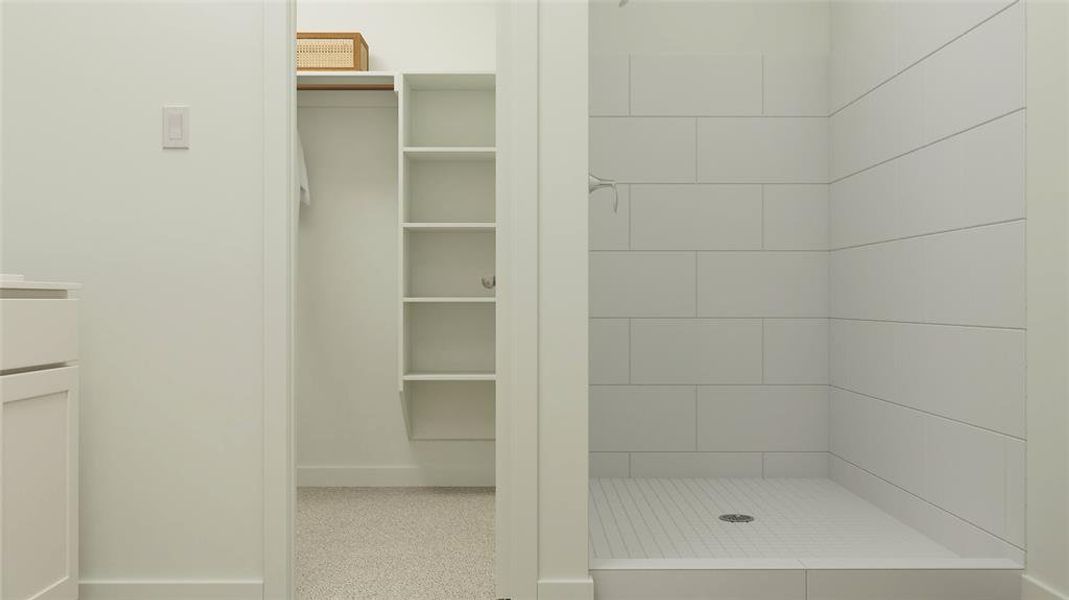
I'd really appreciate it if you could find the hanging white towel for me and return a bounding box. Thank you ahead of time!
[297,132,312,207]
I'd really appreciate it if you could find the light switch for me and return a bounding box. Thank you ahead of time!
[162,105,190,149]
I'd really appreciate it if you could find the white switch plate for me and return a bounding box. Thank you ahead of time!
[162,105,190,149]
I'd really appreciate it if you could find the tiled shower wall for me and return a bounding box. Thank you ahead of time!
[587,20,832,477]
[827,0,1026,561]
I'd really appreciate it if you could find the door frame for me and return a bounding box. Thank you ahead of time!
[261,2,593,598]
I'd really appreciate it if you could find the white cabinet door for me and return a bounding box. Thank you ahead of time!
[1,367,79,600]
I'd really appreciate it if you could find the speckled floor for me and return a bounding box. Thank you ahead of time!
[296,487,495,600]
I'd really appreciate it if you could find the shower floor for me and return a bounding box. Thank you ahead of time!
[589,477,956,562]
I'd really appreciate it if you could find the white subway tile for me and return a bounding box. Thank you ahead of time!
[831,112,1025,249]
[921,222,1025,328]
[829,161,900,249]
[764,452,830,478]
[829,0,898,110]
[697,386,828,452]
[831,320,1025,438]
[630,184,762,250]
[925,418,1007,538]
[590,54,630,116]
[764,184,829,250]
[867,398,927,495]
[830,66,926,179]
[590,117,696,183]
[590,452,631,478]
[831,4,1024,179]
[591,319,630,385]
[764,319,829,384]
[631,54,762,116]
[894,1,1015,70]
[630,452,763,478]
[829,388,872,470]
[830,456,1024,561]
[829,238,927,322]
[590,386,697,452]
[697,118,828,183]
[590,252,696,317]
[697,252,828,318]
[764,54,830,116]
[631,319,763,384]
[830,222,1024,328]
[1004,439,1025,548]
[922,3,1024,143]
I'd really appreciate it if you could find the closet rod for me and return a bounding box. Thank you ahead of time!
[296,83,395,91]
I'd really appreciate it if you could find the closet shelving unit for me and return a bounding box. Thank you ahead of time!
[398,72,496,441]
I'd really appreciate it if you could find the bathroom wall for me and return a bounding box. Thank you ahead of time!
[588,0,832,478]
[295,1,497,486]
[827,0,1026,562]
[2,0,270,593]
[298,0,495,72]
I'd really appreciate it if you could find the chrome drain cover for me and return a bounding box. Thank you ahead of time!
[718,513,754,523]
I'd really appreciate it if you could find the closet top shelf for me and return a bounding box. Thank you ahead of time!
[296,71,496,92]
[297,71,396,91]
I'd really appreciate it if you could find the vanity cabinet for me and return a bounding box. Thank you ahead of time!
[1,279,79,600]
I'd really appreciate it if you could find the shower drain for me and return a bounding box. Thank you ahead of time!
[718,513,754,523]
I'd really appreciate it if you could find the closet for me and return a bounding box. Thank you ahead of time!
[294,68,498,598]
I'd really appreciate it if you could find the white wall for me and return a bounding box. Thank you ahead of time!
[827,0,1026,563]
[298,0,495,72]
[588,0,832,479]
[1024,1,1069,597]
[2,0,268,594]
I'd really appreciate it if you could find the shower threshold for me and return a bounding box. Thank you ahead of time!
[589,477,1022,599]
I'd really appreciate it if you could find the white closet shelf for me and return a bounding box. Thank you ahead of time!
[403,297,496,303]
[404,72,495,90]
[403,373,496,382]
[402,222,496,232]
[403,147,496,160]
[297,71,396,90]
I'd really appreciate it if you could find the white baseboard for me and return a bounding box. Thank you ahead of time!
[1024,574,1069,600]
[297,465,493,487]
[80,580,263,600]
[538,577,595,600]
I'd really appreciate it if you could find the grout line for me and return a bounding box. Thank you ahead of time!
[627,54,632,116]
[829,453,1025,551]
[626,184,632,250]
[589,249,829,254]
[590,384,829,388]
[592,450,827,455]
[828,0,1021,118]
[829,218,1025,252]
[693,252,699,317]
[760,54,766,115]
[627,318,633,385]
[829,316,1025,332]
[693,386,699,451]
[829,384,1026,442]
[693,118,699,182]
[760,319,767,384]
[589,114,828,120]
[830,107,1025,184]
[760,185,766,250]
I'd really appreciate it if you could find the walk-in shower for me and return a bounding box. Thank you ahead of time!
[587,0,1026,596]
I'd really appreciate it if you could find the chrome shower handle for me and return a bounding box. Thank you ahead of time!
[589,173,620,213]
